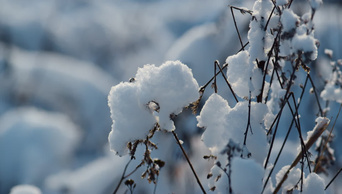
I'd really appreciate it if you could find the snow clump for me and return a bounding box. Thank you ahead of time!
[226,50,263,99]
[108,60,199,156]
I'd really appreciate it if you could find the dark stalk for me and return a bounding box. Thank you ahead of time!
[172,131,206,194]
[243,90,253,145]
[216,61,239,103]
[200,41,249,95]
[214,61,218,93]
[230,6,244,49]
[325,167,342,190]
[113,158,133,194]
[308,74,324,116]
[259,31,280,103]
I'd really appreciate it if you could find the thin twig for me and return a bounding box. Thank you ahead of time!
[200,41,249,96]
[243,90,253,145]
[214,61,218,93]
[308,74,324,116]
[113,158,133,194]
[230,6,244,49]
[172,131,207,194]
[325,167,342,190]
[216,61,239,103]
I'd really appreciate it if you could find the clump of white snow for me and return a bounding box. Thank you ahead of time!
[320,57,342,104]
[108,60,199,156]
[309,0,323,10]
[9,185,41,194]
[281,9,300,33]
[302,173,325,194]
[275,165,302,193]
[321,83,342,103]
[248,0,274,62]
[275,165,326,193]
[292,33,318,61]
[226,50,263,99]
[197,93,269,163]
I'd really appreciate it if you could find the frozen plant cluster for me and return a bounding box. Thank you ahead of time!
[320,49,342,104]
[108,60,199,156]
[108,0,340,193]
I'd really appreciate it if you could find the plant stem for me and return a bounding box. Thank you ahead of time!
[273,118,330,193]
[171,131,207,194]
[113,158,133,194]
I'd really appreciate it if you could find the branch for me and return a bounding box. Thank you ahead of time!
[172,131,207,194]
[273,118,330,193]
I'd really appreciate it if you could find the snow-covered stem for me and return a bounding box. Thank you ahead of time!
[273,118,330,193]
[171,131,206,194]
[314,104,342,172]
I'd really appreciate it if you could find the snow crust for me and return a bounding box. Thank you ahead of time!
[108,61,199,156]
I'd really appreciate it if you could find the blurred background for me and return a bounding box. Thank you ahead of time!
[0,0,341,193]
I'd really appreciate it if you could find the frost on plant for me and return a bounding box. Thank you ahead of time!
[108,60,199,156]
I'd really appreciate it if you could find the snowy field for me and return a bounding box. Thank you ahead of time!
[0,0,342,193]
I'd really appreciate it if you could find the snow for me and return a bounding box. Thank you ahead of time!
[226,50,263,98]
[302,173,325,194]
[303,117,330,144]
[0,45,115,152]
[281,10,300,33]
[197,93,269,164]
[231,157,264,194]
[196,93,231,152]
[309,0,323,10]
[45,153,128,194]
[292,33,318,61]
[10,185,41,194]
[108,60,199,156]
[135,61,200,130]
[275,165,302,193]
[248,0,274,62]
[0,0,340,193]
[324,49,333,58]
[275,165,326,194]
[321,83,342,103]
[108,82,156,156]
[0,108,80,193]
[276,0,288,6]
